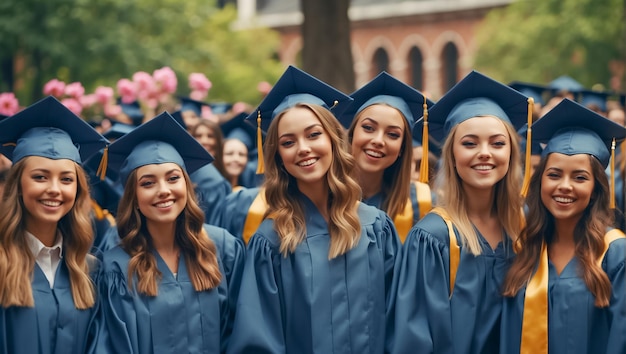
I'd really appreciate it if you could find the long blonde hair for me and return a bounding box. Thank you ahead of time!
[263,103,362,259]
[434,118,523,255]
[347,104,412,219]
[117,167,221,296]
[0,157,95,309]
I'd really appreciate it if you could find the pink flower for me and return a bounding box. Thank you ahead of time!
[65,82,85,99]
[104,104,122,118]
[189,73,212,92]
[79,94,98,108]
[257,81,272,96]
[61,98,83,116]
[94,86,115,106]
[116,79,137,103]
[153,67,178,94]
[231,101,248,115]
[43,79,66,98]
[190,90,207,101]
[0,92,19,116]
[132,71,155,96]
[201,106,215,121]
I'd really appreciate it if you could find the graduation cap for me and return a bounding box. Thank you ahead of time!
[220,112,258,151]
[244,65,353,174]
[0,96,108,168]
[103,122,135,141]
[117,99,144,126]
[210,102,233,115]
[579,89,610,112]
[337,71,435,129]
[531,98,626,208]
[510,81,547,106]
[413,70,533,190]
[179,97,210,117]
[547,76,584,96]
[170,110,187,129]
[107,111,214,185]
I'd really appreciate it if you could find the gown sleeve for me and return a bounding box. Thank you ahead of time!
[388,213,454,354]
[604,238,626,354]
[226,228,286,354]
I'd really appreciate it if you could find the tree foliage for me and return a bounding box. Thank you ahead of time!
[474,0,625,89]
[0,0,283,106]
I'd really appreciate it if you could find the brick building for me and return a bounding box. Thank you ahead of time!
[234,0,515,99]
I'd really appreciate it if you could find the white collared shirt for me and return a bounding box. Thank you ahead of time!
[25,231,63,288]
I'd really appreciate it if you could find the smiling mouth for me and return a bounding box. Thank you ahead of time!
[155,200,174,208]
[365,150,384,158]
[40,200,62,207]
[554,196,575,203]
[298,158,317,167]
[473,165,494,171]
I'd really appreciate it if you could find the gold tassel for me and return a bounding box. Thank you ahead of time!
[255,111,265,174]
[96,145,109,181]
[611,137,616,209]
[419,94,429,184]
[520,97,534,198]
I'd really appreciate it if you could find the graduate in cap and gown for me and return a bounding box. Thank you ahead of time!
[99,112,244,353]
[220,112,261,189]
[0,96,108,354]
[226,66,401,354]
[388,70,531,354]
[338,71,435,242]
[500,99,626,354]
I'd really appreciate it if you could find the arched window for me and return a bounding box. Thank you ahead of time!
[441,42,458,92]
[409,46,424,91]
[372,48,389,77]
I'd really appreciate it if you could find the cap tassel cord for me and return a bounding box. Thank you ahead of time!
[610,137,616,209]
[96,145,109,181]
[419,94,429,184]
[256,111,265,174]
[521,97,534,198]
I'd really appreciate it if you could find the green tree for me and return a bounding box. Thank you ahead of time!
[0,0,283,106]
[474,0,624,89]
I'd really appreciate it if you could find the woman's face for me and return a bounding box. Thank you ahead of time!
[20,156,77,234]
[277,107,332,190]
[350,104,405,175]
[452,116,511,192]
[540,153,594,224]
[223,139,248,181]
[135,162,187,228]
[192,124,217,156]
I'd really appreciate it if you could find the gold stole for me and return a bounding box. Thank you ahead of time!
[428,207,460,297]
[242,189,268,244]
[393,181,433,243]
[519,229,626,354]
[90,200,115,226]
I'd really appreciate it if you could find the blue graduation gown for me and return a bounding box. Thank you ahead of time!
[191,164,232,225]
[0,261,101,354]
[213,187,262,240]
[227,196,401,354]
[500,237,626,354]
[362,182,434,227]
[388,212,514,354]
[99,246,230,353]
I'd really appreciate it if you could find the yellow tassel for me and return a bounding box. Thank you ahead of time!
[96,145,109,181]
[255,111,265,175]
[520,97,534,198]
[611,137,616,209]
[419,94,430,184]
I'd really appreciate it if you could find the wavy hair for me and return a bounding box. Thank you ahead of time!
[347,105,412,220]
[263,103,362,259]
[117,167,222,296]
[0,157,95,309]
[434,118,523,256]
[503,155,613,306]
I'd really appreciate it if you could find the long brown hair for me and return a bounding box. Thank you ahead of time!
[0,157,95,309]
[263,103,362,259]
[502,155,613,307]
[117,167,222,296]
[347,105,412,219]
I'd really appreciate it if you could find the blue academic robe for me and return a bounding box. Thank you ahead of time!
[191,164,232,225]
[0,261,101,354]
[362,181,430,226]
[388,212,514,354]
[99,246,230,353]
[227,195,401,354]
[214,187,262,240]
[500,237,626,354]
